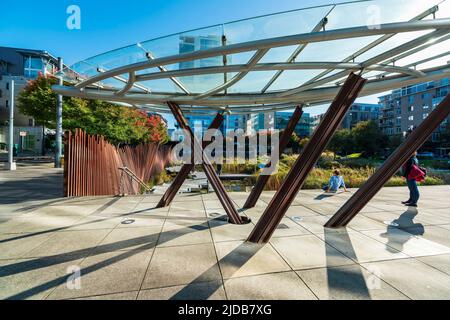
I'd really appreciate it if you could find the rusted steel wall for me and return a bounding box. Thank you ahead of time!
[64,129,172,197]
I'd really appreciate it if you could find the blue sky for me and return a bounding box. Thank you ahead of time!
[1,0,382,126]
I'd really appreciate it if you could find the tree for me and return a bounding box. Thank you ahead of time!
[328,129,354,156]
[352,120,387,157]
[17,75,169,145]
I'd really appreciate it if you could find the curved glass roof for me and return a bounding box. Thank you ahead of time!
[55,0,450,115]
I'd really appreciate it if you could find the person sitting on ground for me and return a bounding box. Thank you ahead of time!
[322,169,349,193]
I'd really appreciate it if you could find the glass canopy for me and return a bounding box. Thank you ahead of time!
[55,0,450,115]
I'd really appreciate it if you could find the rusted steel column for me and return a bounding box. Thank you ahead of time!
[326,92,450,228]
[247,73,367,243]
[243,106,303,209]
[167,102,244,224]
[157,112,224,208]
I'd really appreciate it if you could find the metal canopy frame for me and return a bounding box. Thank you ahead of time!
[54,15,450,114]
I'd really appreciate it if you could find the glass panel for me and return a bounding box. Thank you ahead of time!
[65,0,450,99]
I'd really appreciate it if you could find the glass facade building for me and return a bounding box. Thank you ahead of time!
[379,78,450,140]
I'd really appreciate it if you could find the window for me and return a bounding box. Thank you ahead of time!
[24,55,44,79]
[423,113,429,120]
[5,100,8,108]
[408,106,414,112]
[28,119,34,126]
[421,93,430,100]
[396,117,401,125]
[408,96,414,104]
[423,104,429,109]
[6,83,9,90]
[408,116,414,121]
[396,127,402,133]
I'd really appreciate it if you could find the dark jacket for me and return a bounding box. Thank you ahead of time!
[403,156,419,179]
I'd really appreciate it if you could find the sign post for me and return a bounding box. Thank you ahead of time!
[55,57,63,168]
[7,80,16,171]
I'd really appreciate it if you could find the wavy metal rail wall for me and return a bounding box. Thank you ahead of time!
[63,129,172,197]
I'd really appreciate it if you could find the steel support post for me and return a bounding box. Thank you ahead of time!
[157,112,225,208]
[243,106,304,209]
[326,92,450,228]
[55,57,63,168]
[247,73,367,243]
[7,80,16,171]
[167,102,245,224]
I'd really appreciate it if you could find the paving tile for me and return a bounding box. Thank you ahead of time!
[138,281,226,300]
[0,256,84,300]
[48,249,153,299]
[116,216,165,228]
[215,241,291,279]
[157,220,212,247]
[142,243,221,289]
[0,233,56,259]
[417,254,450,275]
[25,230,111,258]
[270,235,354,270]
[131,204,170,215]
[167,209,206,219]
[66,216,123,231]
[361,228,450,258]
[297,265,409,300]
[0,217,74,234]
[318,231,408,263]
[362,259,450,300]
[71,291,139,300]
[272,218,311,238]
[170,202,206,212]
[347,215,389,231]
[209,220,255,243]
[293,216,343,234]
[285,205,321,218]
[95,227,161,252]
[225,272,317,300]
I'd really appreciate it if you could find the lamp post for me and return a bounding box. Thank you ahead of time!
[55,57,63,168]
[7,79,16,171]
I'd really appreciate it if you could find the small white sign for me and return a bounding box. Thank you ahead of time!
[19,132,27,137]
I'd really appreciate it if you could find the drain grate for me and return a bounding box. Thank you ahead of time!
[277,223,290,230]
[121,219,136,225]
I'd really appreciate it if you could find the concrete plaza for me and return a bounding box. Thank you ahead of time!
[1,165,450,300]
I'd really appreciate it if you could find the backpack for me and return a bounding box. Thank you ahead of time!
[408,164,426,182]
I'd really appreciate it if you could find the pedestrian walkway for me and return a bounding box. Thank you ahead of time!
[1,165,450,300]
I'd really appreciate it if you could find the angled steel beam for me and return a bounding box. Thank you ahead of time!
[157,112,225,208]
[325,93,450,228]
[247,72,367,244]
[243,106,304,209]
[166,102,245,224]
[262,16,329,93]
